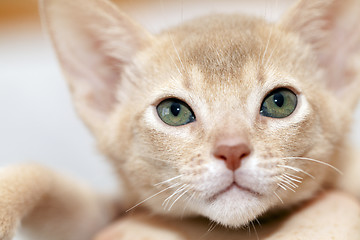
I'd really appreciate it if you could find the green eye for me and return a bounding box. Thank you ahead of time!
[260,88,297,118]
[156,98,196,126]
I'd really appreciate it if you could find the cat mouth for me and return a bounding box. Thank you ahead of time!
[209,182,261,201]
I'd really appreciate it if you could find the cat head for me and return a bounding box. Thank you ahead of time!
[42,0,360,227]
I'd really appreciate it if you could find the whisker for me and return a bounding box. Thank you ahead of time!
[278,175,298,188]
[126,183,180,212]
[281,174,301,184]
[282,177,301,187]
[264,39,278,67]
[279,181,296,192]
[282,182,296,192]
[168,53,183,77]
[277,182,287,191]
[278,181,291,191]
[168,186,191,211]
[283,173,303,182]
[273,191,284,204]
[169,34,186,73]
[257,1,270,69]
[181,192,196,218]
[153,175,183,186]
[163,184,187,209]
[285,173,303,180]
[263,0,280,67]
[261,24,274,66]
[199,220,218,240]
[254,217,261,228]
[282,157,343,175]
[251,220,259,240]
[277,164,316,179]
[207,221,218,232]
[245,223,251,236]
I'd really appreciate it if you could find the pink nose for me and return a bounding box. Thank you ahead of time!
[213,139,251,171]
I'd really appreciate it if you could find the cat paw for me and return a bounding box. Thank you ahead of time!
[93,218,186,240]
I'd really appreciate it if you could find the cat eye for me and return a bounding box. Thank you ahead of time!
[156,98,196,126]
[260,88,297,118]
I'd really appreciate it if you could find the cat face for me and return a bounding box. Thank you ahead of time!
[103,15,349,226]
[43,0,360,227]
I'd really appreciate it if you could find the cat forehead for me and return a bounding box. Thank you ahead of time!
[145,14,313,93]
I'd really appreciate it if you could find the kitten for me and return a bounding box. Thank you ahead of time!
[0,0,360,239]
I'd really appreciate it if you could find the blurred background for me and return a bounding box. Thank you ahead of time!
[1,0,359,239]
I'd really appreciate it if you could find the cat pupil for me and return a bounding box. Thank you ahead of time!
[273,93,284,107]
[171,102,181,116]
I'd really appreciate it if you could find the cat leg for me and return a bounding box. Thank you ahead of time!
[0,164,119,240]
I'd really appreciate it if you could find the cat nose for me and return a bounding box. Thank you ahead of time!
[213,138,251,171]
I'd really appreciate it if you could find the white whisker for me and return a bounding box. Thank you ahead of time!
[254,218,261,228]
[169,34,186,72]
[283,173,303,183]
[282,182,296,192]
[245,224,251,236]
[251,220,259,240]
[282,176,302,187]
[168,186,191,211]
[261,25,274,66]
[279,181,296,192]
[168,53,183,77]
[277,164,316,179]
[283,157,343,175]
[181,192,196,218]
[285,173,303,180]
[163,184,187,209]
[207,221,218,232]
[279,175,298,188]
[277,182,287,191]
[153,175,183,186]
[263,0,280,67]
[126,183,180,212]
[273,191,284,204]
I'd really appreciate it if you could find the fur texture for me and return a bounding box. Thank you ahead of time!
[93,191,360,240]
[1,0,360,239]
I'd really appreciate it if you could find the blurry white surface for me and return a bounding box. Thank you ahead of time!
[0,1,359,239]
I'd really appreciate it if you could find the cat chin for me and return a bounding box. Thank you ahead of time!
[195,187,267,227]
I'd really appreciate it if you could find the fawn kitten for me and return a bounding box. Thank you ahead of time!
[43,0,360,229]
[0,0,359,239]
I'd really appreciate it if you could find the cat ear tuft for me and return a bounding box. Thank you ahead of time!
[40,0,153,133]
[279,0,360,108]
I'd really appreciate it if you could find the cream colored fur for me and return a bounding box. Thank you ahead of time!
[93,191,360,240]
[1,0,360,239]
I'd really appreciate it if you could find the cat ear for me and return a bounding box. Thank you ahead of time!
[279,0,360,108]
[40,0,153,133]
